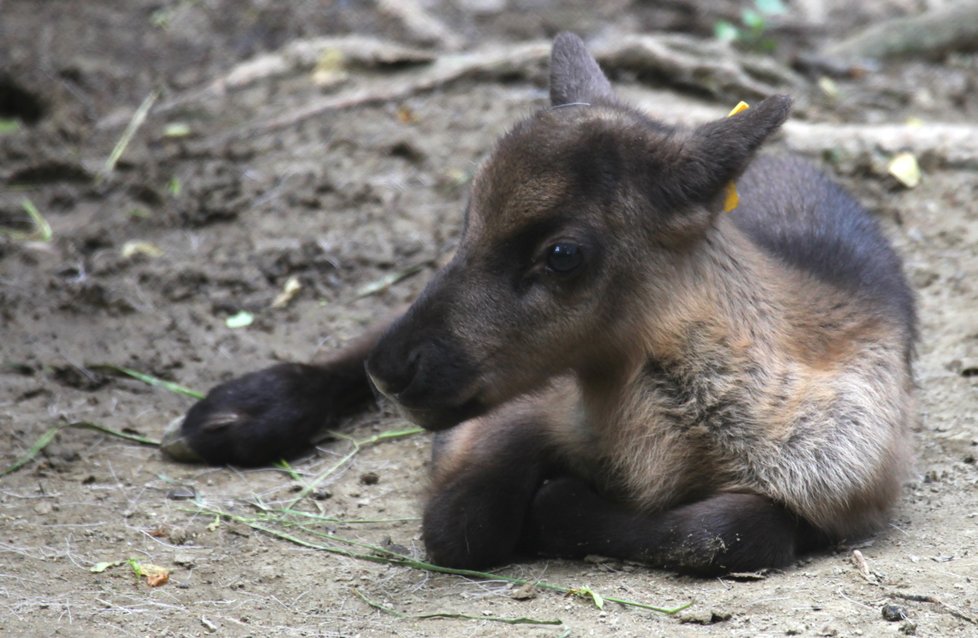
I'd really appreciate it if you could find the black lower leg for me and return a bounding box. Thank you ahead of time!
[524,478,818,575]
[423,425,557,570]
[164,355,374,466]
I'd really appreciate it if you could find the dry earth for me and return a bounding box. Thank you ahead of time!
[1,1,977,637]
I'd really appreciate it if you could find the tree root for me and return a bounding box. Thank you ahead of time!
[98,33,805,145]
[824,3,978,61]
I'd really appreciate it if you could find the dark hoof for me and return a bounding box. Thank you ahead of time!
[160,416,203,463]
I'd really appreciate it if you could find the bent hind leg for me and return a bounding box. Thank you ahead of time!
[524,477,824,575]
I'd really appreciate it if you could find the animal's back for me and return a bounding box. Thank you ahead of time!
[733,154,916,349]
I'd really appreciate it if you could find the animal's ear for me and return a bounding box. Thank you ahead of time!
[550,32,614,106]
[668,95,792,207]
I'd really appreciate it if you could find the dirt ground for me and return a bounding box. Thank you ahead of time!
[2,1,977,637]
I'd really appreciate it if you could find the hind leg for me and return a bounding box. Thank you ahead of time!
[524,477,822,575]
[422,384,581,569]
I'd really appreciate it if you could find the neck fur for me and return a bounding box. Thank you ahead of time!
[577,216,786,425]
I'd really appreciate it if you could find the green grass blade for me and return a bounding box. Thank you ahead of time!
[66,421,160,447]
[284,426,423,508]
[94,364,204,399]
[199,505,691,616]
[353,588,562,625]
[1,421,160,478]
[0,198,53,242]
[101,89,159,179]
[0,427,60,478]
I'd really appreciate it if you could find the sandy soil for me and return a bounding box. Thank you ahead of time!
[2,2,977,636]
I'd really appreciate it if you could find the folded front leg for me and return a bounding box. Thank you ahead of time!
[422,387,580,569]
[524,477,822,576]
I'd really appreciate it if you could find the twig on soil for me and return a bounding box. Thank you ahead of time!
[1,421,159,478]
[376,0,462,50]
[356,262,429,298]
[783,121,978,171]
[593,34,803,99]
[218,41,550,143]
[889,592,978,626]
[96,36,435,130]
[352,588,562,625]
[178,33,800,147]
[846,549,978,625]
[100,89,159,180]
[196,504,691,616]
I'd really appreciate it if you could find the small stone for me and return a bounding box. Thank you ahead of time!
[510,583,537,600]
[173,552,196,567]
[34,501,54,515]
[360,471,380,485]
[167,485,197,500]
[380,537,410,557]
[168,526,189,545]
[900,620,918,635]
[882,604,908,621]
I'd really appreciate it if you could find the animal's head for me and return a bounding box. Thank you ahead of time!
[366,32,790,430]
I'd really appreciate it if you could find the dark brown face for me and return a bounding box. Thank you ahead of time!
[362,32,792,431]
[365,109,651,430]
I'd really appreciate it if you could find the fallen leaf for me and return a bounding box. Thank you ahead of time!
[90,560,125,573]
[568,585,604,609]
[225,310,254,329]
[127,559,171,586]
[163,122,192,138]
[145,568,170,587]
[888,152,921,188]
[356,263,426,298]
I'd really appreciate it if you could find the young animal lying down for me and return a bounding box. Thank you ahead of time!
[163,32,917,576]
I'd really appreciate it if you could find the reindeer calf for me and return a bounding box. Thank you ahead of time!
[163,33,916,575]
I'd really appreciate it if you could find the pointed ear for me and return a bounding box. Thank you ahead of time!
[671,95,792,206]
[550,32,614,106]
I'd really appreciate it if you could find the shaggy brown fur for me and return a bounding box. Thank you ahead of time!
[166,33,916,575]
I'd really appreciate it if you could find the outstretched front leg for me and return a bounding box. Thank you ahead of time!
[161,313,402,466]
[523,478,825,576]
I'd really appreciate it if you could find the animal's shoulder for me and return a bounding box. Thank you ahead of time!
[731,154,916,338]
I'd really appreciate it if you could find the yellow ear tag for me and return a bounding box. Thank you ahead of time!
[722,101,750,212]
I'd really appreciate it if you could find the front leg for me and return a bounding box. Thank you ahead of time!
[423,386,579,569]
[161,316,397,466]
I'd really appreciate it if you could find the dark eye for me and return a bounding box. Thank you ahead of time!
[545,242,583,274]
